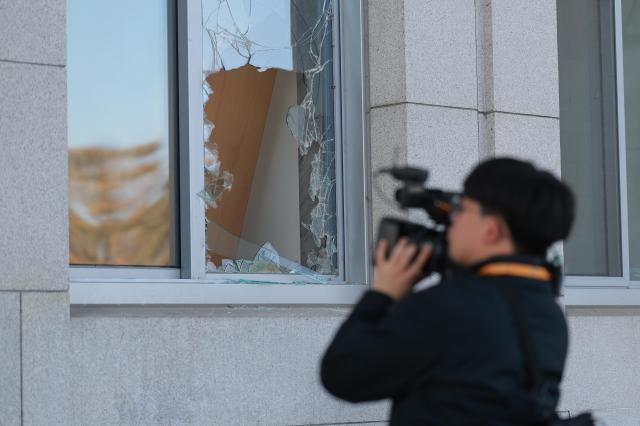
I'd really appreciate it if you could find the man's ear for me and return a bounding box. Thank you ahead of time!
[482,216,502,245]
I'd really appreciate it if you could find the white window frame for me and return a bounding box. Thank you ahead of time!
[562,0,640,306]
[69,0,371,305]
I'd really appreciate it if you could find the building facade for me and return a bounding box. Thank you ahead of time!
[1,0,639,425]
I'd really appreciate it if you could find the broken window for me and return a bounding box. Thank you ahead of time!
[201,0,339,275]
[67,0,178,266]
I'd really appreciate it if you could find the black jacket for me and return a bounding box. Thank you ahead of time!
[320,261,568,425]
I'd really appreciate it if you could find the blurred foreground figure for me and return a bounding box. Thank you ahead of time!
[321,158,580,425]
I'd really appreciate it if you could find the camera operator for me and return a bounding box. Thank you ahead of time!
[320,158,576,425]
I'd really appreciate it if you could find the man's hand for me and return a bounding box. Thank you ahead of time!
[373,238,432,300]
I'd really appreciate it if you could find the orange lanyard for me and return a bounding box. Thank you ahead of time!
[477,263,552,282]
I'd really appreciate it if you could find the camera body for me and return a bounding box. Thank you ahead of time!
[375,166,460,275]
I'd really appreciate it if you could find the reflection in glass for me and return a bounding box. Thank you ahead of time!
[67,0,177,266]
[558,0,622,276]
[622,0,640,279]
[201,0,338,276]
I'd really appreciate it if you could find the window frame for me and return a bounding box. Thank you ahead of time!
[562,0,640,306]
[69,0,372,305]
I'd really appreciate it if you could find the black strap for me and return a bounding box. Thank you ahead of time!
[496,285,595,425]
[495,285,543,393]
[496,284,561,423]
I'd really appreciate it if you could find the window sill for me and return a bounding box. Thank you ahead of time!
[558,275,640,306]
[69,279,368,305]
[561,286,640,306]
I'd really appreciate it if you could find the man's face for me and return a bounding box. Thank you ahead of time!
[447,197,493,266]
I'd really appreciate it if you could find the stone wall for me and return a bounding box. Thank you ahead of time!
[0,0,70,424]
[2,1,640,425]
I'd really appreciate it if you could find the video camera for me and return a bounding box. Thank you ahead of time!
[375,166,460,275]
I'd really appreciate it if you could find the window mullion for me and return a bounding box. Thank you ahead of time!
[613,0,631,282]
[178,0,207,280]
[332,0,346,282]
[340,0,370,286]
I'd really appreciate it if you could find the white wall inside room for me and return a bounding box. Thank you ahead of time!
[241,70,302,263]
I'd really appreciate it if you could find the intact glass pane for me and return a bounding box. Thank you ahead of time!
[200,0,339,276]
[67,0,178,266]
[558,0,622,276]
[622,0,640,280]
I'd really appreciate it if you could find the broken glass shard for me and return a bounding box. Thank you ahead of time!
[204,146,221,174]
[286,105,305,147]
[197,170,234,208]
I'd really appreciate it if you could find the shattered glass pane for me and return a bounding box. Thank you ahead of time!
[201,0,339,277]
[67,0,177,266]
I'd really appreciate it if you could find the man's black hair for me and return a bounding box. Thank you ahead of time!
[463,157,575,257]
